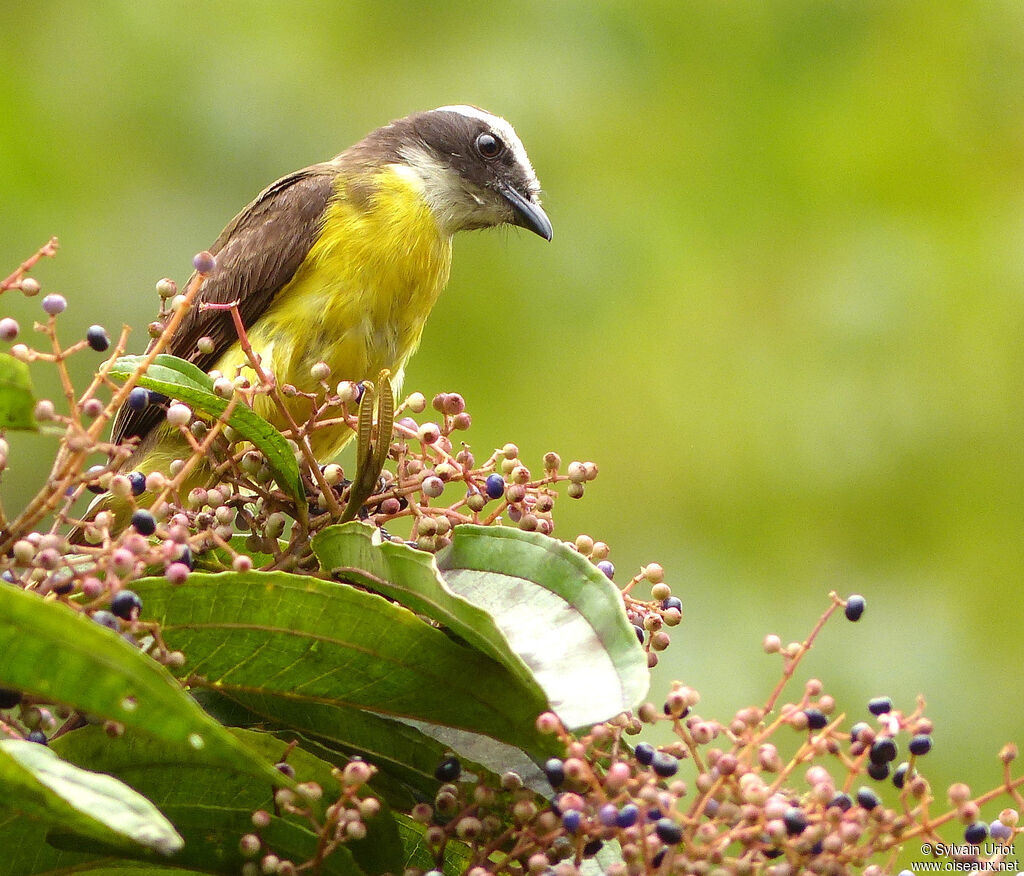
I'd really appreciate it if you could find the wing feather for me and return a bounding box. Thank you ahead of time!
[112,164,338,447]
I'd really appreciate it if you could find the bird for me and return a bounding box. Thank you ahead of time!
[78,105,551,536]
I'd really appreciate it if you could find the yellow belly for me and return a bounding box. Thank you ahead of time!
[214,166,453,459]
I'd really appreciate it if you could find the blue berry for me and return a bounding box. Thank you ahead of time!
[651,751,678,777]
[964,821,988,845]
[868,696,892,715]
[27,730,48,744]
[870,738,897,765]
[41,294,66,316]
[543,758,565,788]
[193,250,217,274]
[867,761,889,781]
[127,388,151,411]
[433,756,461,782]
[844,594,866,621]
[598,803,618,827]
[856,787,880,810]
[892,762,910,789]
[484,473,505,499]
[654,817,682,845]
[908,734,932,756]
[634,742,655,765]
[131,510,156,536]
[804,708,828,730]
[111,590,143,620]
[128,471,146,496]
[661,596,682,611]
[597,560,614,579]
[86,325,110,352]
[615,804,639,828]
[561,810,581,833]
[990,820,1013,842]
[91,610,120,630]
[827,792,852,811]
[783,807,807,836]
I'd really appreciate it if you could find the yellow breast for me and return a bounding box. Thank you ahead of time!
[215,165,454,458]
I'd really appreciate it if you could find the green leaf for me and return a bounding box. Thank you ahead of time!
[0,352,37,430]
[436,525,650,727]
[0,726,377,876]
[0,585,284,788]
[0,740,181,856]
[108,354,304,507]
[130,570,555,756]
[314,522,649,729]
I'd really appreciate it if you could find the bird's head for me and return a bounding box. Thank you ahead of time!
[347,105,552,241]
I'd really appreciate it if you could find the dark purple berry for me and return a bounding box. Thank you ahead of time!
[849,721,870,742]
[434,756,461,782]
[615,804,639,828]
[844,594,866,621]
[909,734,932,756]
[892,762,910,789]
[274,762,296,779]
[597,560,614,579]
[783,807,807,836]
[86,325,110,352]
[128,471,146,496]
[651,849,667,867]
[544,757,565,788]
[0,688,22,709]
[111,590,143,621]
[651,751,678,777]
[661,596,682,611]
[633,624,645,643]
[561,810,581,833]
[654,817,682,845]
[827,792,852,811]
[484,473,504,499]
[91,610,120,630]
[131,510,156,536]
[867,761,890,781]
[856,787,880,810]
[27,730,48,744]
[804,708,828,730]
[868,696,892,715]
[964,821,988,845]
[127,388,151,411]
[598,803,618,827]
[634,742,655,765]
[870,738,897,765]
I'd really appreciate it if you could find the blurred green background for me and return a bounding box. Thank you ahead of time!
[2,0,1023,840]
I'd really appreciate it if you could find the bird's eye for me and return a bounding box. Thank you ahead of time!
[475,132,503,159]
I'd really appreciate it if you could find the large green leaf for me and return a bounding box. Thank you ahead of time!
[0,740,181,857]
[108,354,303,507]
[0,727,384,876]
[0,352,37,430]
[314,522,649,729]
[0,586,284,787]
[130,571,555,756]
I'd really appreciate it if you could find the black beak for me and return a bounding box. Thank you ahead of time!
[501,184,553,241]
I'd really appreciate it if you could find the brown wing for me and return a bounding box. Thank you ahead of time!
[112,163,338,447]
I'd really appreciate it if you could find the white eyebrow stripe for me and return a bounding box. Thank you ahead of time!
[432,105,539,197]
